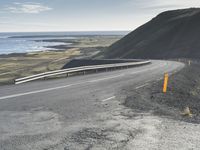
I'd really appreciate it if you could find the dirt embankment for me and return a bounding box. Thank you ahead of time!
[62,59,139,69]
[124,60,200,123]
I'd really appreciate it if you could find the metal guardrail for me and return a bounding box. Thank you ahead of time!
[15,60,151,84]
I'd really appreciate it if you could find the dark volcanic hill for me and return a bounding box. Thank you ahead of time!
[103,8,200,59]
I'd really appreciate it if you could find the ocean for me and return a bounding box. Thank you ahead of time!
[0,31,128,54]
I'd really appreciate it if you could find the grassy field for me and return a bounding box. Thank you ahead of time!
[0,36,122,85]
[0,48,80,84]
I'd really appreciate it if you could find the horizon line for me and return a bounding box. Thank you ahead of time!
[0,30,131,33]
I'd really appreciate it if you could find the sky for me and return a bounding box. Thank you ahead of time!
[0,0,200,32]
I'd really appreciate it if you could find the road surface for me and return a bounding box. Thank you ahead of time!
[0,60,184,150]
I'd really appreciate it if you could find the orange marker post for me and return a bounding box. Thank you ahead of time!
[163,73,169,93]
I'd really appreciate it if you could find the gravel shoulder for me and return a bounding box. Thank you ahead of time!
[124,60,200,123]
[121,60,200,149]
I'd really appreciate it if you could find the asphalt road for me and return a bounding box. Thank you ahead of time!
[0,60,184,150]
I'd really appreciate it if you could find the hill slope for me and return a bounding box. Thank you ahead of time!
[103,8,200,59]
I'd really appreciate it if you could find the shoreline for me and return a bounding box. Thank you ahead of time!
[0,35,123,58]
[0,39,76,58]
[0,49,73,58]
[0,43,81,58]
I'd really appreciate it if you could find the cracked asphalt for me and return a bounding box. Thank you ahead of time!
[0,60,184,150]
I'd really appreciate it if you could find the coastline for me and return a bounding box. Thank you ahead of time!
[0,38,76,58]
[0,35,122,58]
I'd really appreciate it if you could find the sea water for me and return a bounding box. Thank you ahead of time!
[0,32,73,54]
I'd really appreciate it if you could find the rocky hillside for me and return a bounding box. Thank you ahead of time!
[103,8,200,59]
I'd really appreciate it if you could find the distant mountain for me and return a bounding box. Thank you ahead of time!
[102,8,200,59]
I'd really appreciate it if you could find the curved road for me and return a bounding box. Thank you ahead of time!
[0,60,184,150]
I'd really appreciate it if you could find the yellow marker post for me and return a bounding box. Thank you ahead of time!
[163,73,169,93]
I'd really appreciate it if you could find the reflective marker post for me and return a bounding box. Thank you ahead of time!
[163,73,169,93]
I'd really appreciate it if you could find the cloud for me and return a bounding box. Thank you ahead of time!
[5,2,52,14]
